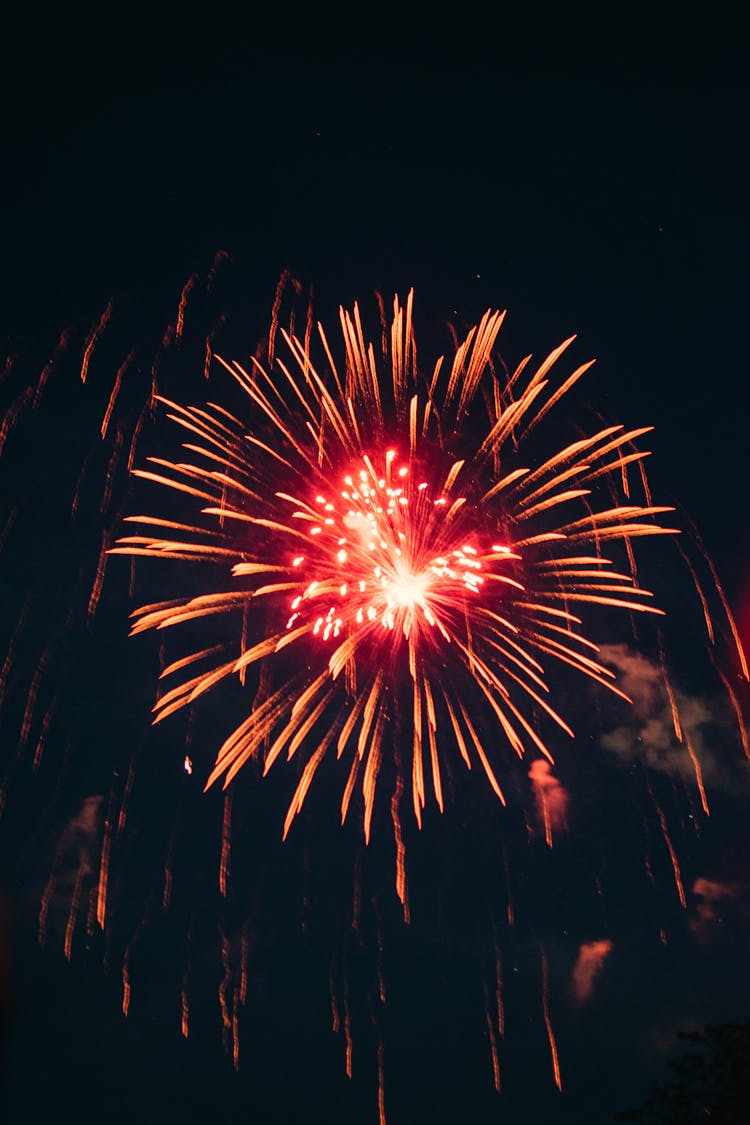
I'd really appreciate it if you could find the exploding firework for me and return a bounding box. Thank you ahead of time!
[3,270,748,1121]
[114,291,681,847]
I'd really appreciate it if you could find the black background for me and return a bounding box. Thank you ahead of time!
[2,8,749,1124]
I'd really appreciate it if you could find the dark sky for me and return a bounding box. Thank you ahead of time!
[1,9,749,1125]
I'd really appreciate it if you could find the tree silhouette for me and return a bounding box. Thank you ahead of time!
[616,1023,750,1123]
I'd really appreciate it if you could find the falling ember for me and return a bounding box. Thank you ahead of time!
[684,732,710,816]
[648,786,687,909]
[96,816,112,929]
[344,984,353,1079]
[219,792,232,896]
[240,922,249,1007]
[390,772,409,921]
[114,291,683,844]
[483,981,502,1092]
[181,981,189,1039]
[87,529,111,620]
[63,868,84,961]
[79,300,114,385]
[540,947,562,1092]
[377,1038,386,1125]
[122,957,131,1017]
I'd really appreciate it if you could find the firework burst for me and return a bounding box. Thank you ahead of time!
[113,291,680,845]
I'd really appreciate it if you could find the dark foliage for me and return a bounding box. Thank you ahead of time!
[616,1023,750,1123]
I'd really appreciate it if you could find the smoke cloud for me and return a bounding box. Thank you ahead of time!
[597,644,733,792]
[571,939,613,1004]
[529,759,568,843]
[690,877,743,939]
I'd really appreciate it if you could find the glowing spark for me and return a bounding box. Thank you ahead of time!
[116,291,681,841]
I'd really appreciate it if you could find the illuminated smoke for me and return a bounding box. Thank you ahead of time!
[690,877,743,939]
[570,939,613,1005]
[529,759,568,846]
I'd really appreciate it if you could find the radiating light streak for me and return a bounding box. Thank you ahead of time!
[115,291,683,850]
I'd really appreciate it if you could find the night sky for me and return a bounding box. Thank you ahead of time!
[2,10,749,1124]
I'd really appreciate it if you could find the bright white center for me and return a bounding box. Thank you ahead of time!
[386,564,429,611]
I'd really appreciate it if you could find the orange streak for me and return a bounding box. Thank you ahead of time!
[232,986,240,1070]
[175,274,197,342]
[377,1039,386,1125]
[495,949,505,1036]
[712,659,750,761]
[541,948,562,1091]
[33,697,57,771]
[484,983,501,1092]
[181,981,189,1038]
[390,774,409,922]
[87,529,111,620]
[122,956,131,1016]
[64,867,84,961]
[101,352,133,438]
[676,542,715,643]
[79,300,113,383]
[344,985,353,1078]
[219,792,232,896]
[97,817,112,929]
[658,646,683,741]
[699,542,749,679]
[219,930,232,1030]
[650,789,687,908]
[240,923,249,1006]
[685,732,710,816]
[329,966,340,1033]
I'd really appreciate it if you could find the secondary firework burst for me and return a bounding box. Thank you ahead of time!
[113,291,679,841]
